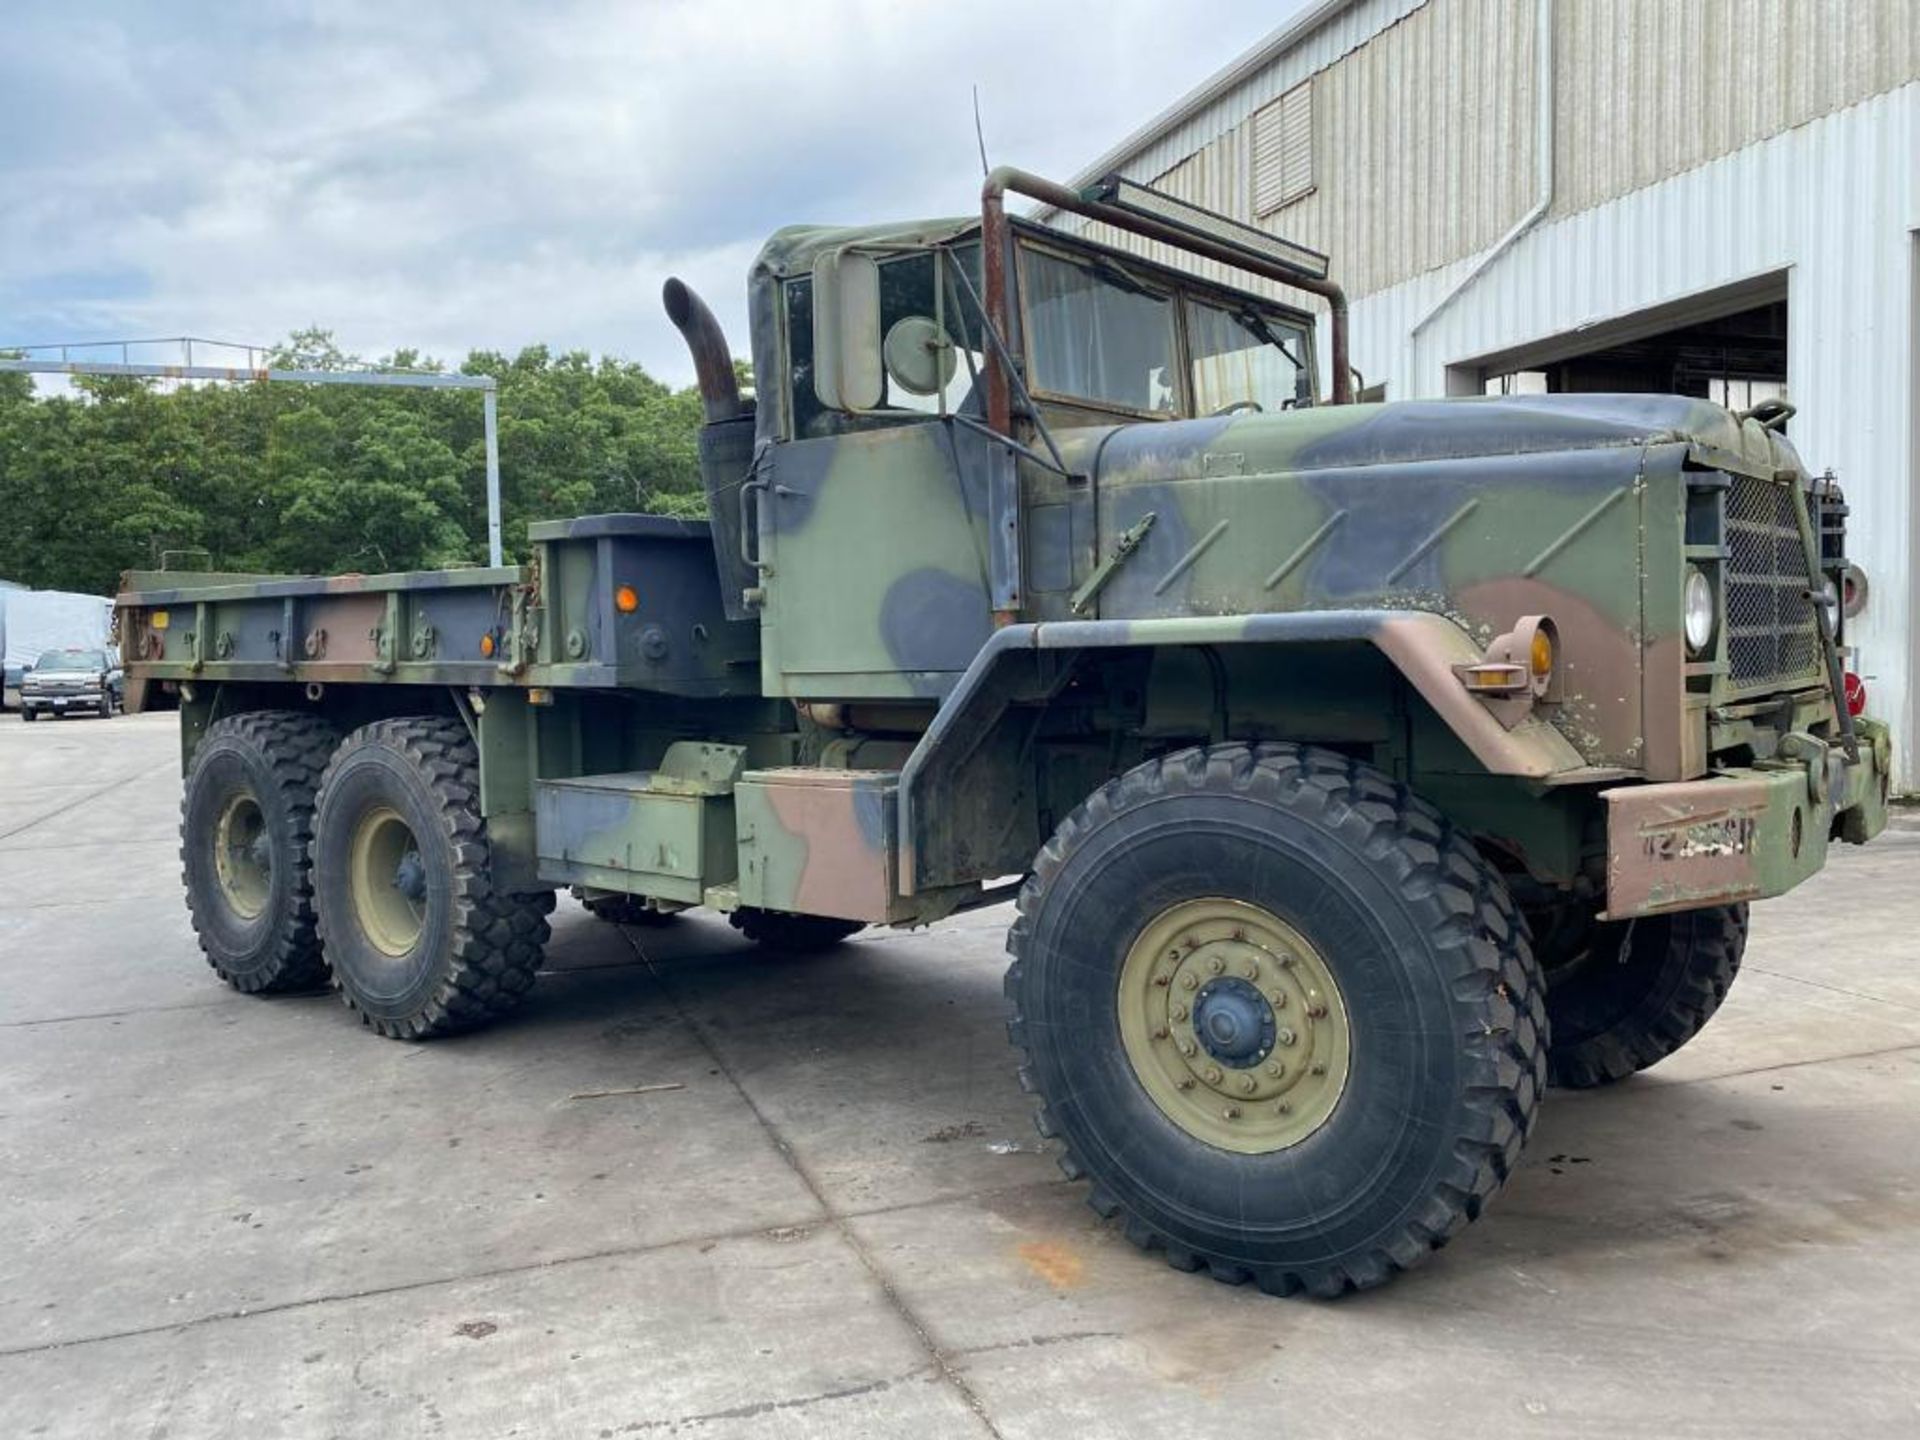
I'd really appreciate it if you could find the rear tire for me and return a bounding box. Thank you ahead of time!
[313,716,554,1039]
[728,907,863,953]
[181,710,339,993]
[1007,742,1546,1297]
[1538,904,1747,1088]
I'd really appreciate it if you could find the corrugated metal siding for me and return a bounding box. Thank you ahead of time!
[1063,0,1542,300]
[1061,0,1918,300]
[1556,0,1920,219]
[1350,84,1920,783]
[1080,0,1430,191]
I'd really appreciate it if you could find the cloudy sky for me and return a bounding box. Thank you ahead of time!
[1,1,1301,386]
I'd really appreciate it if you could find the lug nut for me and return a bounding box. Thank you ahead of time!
[1277,953,1295,968]
[1266,1061,1285,1078]
[1310,1061,1327,1076]
[1153,974,1170,987]
[1307,1003,1328,1019]
[1178,1040,1196,1057]
[1238,1075,1257,1094]
[1276,1027,1297,1047]
[1177,1078,1195,1090]
[1224,1106,1241,1120]
[1274,1101,1292,1115]
[1268,991,1287,1009]
[1181,974,1198,992]
[1171,1004,1188,1021]
[1204,1065,1223,1084]
[1207,957,1224,975]
[1152,1026,1169,1040]
[1242,960,1260,979]
[1231,928,1246,941]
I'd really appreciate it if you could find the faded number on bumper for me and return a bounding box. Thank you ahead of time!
[1603,719,1890,920]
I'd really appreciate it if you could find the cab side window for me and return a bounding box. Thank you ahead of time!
[784,246,984,437]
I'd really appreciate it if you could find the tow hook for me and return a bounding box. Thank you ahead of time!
[1775,731,1837,807]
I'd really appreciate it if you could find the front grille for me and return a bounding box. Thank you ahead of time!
[1724,475,1821,687]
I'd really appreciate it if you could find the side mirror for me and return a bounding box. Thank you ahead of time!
[811,249,882,411]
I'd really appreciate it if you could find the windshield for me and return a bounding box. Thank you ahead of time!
[1021,248,1177,415]
[34,649,104,672]
[1186,300,1312,414]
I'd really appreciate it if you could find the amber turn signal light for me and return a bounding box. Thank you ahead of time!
[1529,627,1554,677]
[615,585,640,613]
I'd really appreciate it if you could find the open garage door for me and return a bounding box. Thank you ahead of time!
[1452,272,1789,414]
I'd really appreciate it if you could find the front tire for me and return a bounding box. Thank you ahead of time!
[1007,742,1546,1297]
[313,717,554,1039]
[1537,904,1747,1088]
[181,711,339,993]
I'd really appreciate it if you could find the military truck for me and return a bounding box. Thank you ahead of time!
[117,168,1889,1296]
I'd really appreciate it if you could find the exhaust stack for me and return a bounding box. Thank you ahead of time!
[662,278,748,423]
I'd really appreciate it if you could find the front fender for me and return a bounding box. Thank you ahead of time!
[897,609,1588,894]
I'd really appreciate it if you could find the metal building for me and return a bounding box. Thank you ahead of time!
[1043,0,1920,785]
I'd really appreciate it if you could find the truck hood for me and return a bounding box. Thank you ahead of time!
[1064,392,1805,483]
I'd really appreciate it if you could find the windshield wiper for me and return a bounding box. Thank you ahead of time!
[1089,255,1156,298]
[1237,307,1304,372]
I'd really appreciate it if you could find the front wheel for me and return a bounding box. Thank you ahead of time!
[1007,742,1546,1297]
[1536,903,1747,1088]
[313,717,554,1039]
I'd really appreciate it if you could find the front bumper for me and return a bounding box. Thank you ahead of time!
[1602,717,1890,920]
[21,689,108,715]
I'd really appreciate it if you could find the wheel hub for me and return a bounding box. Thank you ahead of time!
[349,806,428,957]
[392,848,427,904]
[212,792,272,921]
[1116,897,1351,1154]
[1192,977,1276,1067]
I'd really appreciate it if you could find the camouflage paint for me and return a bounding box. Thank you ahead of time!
[533,743,745,904]
[1603,718,1890,919]
[121,182,1886,933]
[733,768,905,922]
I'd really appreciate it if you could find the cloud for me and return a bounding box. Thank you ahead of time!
[1,0,1298,383]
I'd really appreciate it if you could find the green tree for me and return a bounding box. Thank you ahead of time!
[0,330,714,593]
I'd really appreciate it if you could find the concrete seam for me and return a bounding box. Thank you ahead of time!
[616,925,1009,1440]
[0,762,174,844]
[1741,963,1920,1016]
[1663,1037,1920,1087]
[0,1176,1070,1362]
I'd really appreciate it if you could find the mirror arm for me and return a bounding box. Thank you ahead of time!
[940,411,1078,480]
[944,251,1069,477]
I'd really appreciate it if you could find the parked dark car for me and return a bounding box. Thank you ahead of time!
[19,647,122,720]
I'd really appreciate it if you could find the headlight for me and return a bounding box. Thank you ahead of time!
[1683,567,1716,655]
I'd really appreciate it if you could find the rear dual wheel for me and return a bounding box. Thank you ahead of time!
[312,717,553,1039]
[182,711,340,992]
[1007,742,1546,1297]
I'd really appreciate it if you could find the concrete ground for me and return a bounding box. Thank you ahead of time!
[2,709,1918,1439]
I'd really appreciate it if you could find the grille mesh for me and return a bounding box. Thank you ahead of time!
[1724,476,1820,686]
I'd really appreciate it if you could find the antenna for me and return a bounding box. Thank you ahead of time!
[972,85,990,177]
